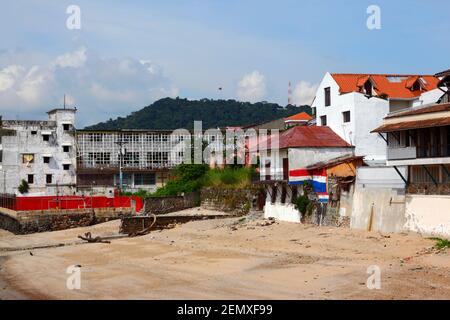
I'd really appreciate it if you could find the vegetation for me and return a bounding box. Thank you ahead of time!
[292,181,315,217]
[122,165,255,198]
[18,179,29,194]
[85,97,312,130]
[430,237,450,250]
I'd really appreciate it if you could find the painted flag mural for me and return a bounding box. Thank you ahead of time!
[289,168,329,203]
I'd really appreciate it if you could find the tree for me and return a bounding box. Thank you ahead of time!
[18,179,29,194]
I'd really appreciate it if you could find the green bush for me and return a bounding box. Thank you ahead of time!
[18,179,29,194]
[430,238,450,250]
[293,195,310,216]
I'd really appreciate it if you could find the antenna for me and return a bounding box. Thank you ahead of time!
[63,94,66,109]
[288,81,292,106]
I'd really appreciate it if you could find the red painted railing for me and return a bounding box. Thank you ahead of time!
[13,195,143,212]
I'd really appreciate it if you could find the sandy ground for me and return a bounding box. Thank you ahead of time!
[0,209,449,300]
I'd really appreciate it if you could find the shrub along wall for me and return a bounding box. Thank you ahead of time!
[200,187,261,216]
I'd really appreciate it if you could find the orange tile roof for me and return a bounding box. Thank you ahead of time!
[284,112,313,122]
[331,74,440,99]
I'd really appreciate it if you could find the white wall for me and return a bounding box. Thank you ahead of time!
[288,147,353,170]
[404,195,450,238]
[264,185,301,223]
[412,88,444,107]
[312,73,389,163]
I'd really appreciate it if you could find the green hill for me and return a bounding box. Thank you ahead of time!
[85,97,312,130]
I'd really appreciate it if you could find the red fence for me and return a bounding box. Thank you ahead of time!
[12,195,143,212]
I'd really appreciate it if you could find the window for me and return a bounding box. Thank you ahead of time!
[22,154,34,164]
[320,115,327,126]
[411,81,421,91]
[43,156,50,164]
[147,152,169,167]
[364,81,373,96]
[343,111,351,123]
[134,173,156,186]
[88,152,111,165]
[43,134,50,141]
[63,146,70,153]
[27,174,34,184]
[122,152,140,167]
[63,124,71,131]
[63,164,70,170]
[46,174,52,184]
[324,87,331,106]
[31,130,37,135]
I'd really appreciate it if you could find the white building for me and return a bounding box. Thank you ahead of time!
[312,73,442,164]
[0,109,77,195]
[256,126,354,223]
[367,102,450,237]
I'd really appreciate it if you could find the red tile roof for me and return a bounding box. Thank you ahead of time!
[259,126,352,150]
[284,112,313,122]
[331,74,440,99]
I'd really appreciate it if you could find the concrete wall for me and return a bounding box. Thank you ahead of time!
[264,185,301,223]
[351,185,406,233]
[404,195,450,238]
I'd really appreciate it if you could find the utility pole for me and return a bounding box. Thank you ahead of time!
[115,134,125,192]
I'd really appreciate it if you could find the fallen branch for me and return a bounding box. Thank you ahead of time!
[128,214,157,237]
[77,232,111,244]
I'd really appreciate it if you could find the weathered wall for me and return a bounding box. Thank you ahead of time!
[404,195,450,238]
[263,185,301,223]
[0,207,133,234]
[201,187,259,215]
[351,185,406,233]
[144,192,199,215]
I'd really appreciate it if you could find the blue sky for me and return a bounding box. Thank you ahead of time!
[0,0,449,126]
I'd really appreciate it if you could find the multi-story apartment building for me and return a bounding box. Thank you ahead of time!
[312,73,442,164]
[0,109,77,195]
[75,130,191,192]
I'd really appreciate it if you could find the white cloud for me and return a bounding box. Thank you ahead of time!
[236,70,266,103]
[53,47,87,68]
[0,47,178,126]
[291,81,318,106]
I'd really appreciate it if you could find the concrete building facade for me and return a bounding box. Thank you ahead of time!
[0,109,77,195]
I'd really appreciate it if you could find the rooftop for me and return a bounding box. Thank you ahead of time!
[331,73,440,99]
[259,125,352,150]
[284,112,313,122]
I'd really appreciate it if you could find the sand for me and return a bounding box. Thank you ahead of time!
[0,211,449,300]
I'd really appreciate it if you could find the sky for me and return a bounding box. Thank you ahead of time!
[0,0,449,127]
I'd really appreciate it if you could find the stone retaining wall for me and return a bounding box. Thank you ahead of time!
[144,192,199,215]
[0,207,133,234]
[200,187,260,216]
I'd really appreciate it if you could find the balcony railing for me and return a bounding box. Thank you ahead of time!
[387,147,417,160]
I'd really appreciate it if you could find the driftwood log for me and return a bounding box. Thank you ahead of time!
[78,232,111,244]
